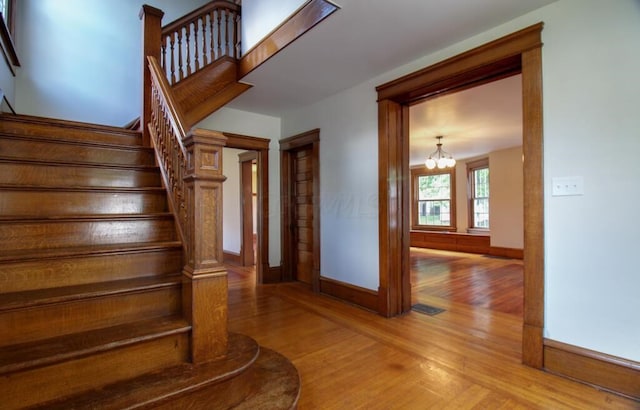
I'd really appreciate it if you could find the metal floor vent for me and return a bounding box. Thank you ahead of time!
[411,303,446,316]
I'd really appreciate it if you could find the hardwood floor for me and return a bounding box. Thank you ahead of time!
[411,248,524,316]
[227,264,638,409]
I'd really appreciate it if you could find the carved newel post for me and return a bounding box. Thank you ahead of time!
[140,5,164,147]
[182,129,228,363]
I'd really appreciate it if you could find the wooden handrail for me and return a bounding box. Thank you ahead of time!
[146,55,188,246]
[162,1,240,34]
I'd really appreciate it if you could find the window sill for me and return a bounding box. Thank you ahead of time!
[467,228,490,235]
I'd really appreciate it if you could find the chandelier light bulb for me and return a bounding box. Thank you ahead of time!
[425,158,436,169]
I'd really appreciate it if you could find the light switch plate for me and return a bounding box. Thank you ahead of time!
[552,176,584,196]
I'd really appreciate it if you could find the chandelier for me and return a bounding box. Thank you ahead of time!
[425,136,456,169]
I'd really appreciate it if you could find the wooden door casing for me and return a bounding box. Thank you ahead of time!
[280,129,320,291]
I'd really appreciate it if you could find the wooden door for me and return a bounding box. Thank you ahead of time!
[292,147,314,284]
[280,129,320,290]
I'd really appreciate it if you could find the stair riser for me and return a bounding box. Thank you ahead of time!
[0,249,183,293]
[0,332,189,409]
[0,162,161,188]
[0,119,142,146]
[0,218,177,252]
[0,137,155,166]
[0,286,181,347]
[0,189,168,217]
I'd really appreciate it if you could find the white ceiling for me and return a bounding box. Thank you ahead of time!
[227,0,552,159]
[409,74,522,166]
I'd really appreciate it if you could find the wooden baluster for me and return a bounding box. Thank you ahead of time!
[184,24,192,77]
[199,16,207,67]
[161,37,167,79]
[190,18,200,72]
[216,10,222,58]
[170,33,176,84]
[209,11,218,62]
[235,11,241,58]
[177,28,184,81]
[232,10,238,58]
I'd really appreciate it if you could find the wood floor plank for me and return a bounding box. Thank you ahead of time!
[226,263,638,409]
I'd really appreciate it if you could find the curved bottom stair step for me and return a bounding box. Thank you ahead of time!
[30,333,300,410]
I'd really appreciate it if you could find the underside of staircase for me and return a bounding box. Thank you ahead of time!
[0,114,299,409]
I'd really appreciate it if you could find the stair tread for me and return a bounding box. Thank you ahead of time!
[0,274,182,312]
[0,212,174,222]
[0,241,183,263]
[0,113,142,137]
[0,184,167,193]
[0,315,190,374]
[0,131,153,152]
[0,156,159,171]
[34,333,261,410]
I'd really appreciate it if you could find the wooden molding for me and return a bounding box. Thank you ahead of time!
[221,131,270,284]
[223,132,270,151]
[544,339,640,400]
[319,277,379,312]
[238,0,339,78]
[223,251,242,265]
[490,246,523,259]
[280,129,321,291]
[264,265,282,284]
[410,231,489,254]
[376,23,544,368]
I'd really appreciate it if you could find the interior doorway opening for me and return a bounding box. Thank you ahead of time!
[408,73,524,318]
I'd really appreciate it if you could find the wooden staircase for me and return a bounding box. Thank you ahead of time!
[0,114,299,409]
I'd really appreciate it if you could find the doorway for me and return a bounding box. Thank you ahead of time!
[376,24,544,368]
[408,73,524,318]
[222,132,273,284]
[280,129,320,291]
[239,151,257,267]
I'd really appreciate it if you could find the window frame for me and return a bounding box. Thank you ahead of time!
[0,0,19,71]
[410,166,456,232]
[467,158,490,231]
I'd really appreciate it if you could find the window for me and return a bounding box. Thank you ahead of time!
[411,167,456,231]
[0,0,12,33]
[468,159,489,229]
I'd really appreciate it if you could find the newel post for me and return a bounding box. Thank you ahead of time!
[182,129,228,363]
[140,5,164,147]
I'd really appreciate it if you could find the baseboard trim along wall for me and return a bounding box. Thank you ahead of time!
[222,251,241,265]
[319,276,378,312]
[543,339,640,400]
[410,231,523,259]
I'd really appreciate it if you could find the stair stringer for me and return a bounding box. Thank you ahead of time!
[171,57,252,129]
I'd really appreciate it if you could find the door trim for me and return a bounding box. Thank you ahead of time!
[238,151,257,266]
[280,129,321,291]
[223,132,272,283]
[375,23,545,368]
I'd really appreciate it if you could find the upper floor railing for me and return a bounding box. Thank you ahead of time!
[161,1,241,85]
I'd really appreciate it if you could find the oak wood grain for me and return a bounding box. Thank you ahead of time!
[227,264,638,409]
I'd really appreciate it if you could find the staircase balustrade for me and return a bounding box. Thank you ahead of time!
[161,1,241,85]
[147,54,229,363]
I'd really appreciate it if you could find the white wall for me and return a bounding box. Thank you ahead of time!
[222,148,244,254]
[489,147,523,249]
[241,0,306,53]
[197,107,282,267]
[453,146,523,250]
[281,0,640,361]
[14,0,209,126]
